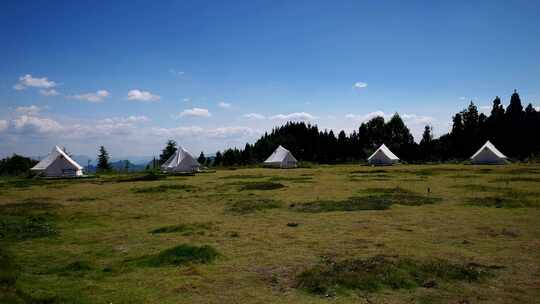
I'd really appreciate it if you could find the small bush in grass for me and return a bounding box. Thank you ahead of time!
[296,255,496,295]
[51,261,93,276]
[0,247,17,287]
[220,175,266,180]
[293,197,392,213]
[293,188,441,213]
[0,200,58,240]
[492,176,540,183]
[67,196,98,202]
[136,245,219,267]
[150,222,213,235]
[239,181,285,191]
[467,195,536,208]
[114,172,166,182]
[132,184,195,194]
[227,199,281,214]
[269,176,313,183]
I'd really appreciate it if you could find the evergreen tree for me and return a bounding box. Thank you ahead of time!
[214,151,223,166]
[0,154,38,176]
[197,152,206,164]
[97,146,111,172]
[506,90,523,117]
[159,140,177,165]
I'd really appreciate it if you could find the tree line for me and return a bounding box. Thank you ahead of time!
[197,90,539,165]
[1,90,538,175]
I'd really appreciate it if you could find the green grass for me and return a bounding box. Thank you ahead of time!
[0,164,539,303]
[0,200,58,240]
[237,181,286,191]
[227,199,281,214]
[131,183,196,193]
[296,255,497,295]
[133,245,220,267]
[150,222,213,235]
[293,187,441,213]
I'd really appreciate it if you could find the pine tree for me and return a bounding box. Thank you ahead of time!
[214,151,223,166]
[506,90,523,117]
[197,152,206,164]
[97,146,111,172]
[159,140,177,165]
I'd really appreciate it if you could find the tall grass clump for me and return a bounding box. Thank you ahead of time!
[296,255,496,295]
[135,245,219,267]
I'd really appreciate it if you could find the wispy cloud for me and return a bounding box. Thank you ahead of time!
[345,111,387,122]
[11,115,64,134]
[16,105,45,115]
[353,82,368,89]
[169,69,185,76]
[402,113,434,125]
[0,120,8,132]
[127,89,160,102]
[72,90,110,103]
[270,112,316,121]
[178,108,211,118]
[243,113,266,120]
[345,111,434,125]
[14,74,57,90]
[99,116,150,124]
[217,101,232,109]
[40,89,59,96]
[152,126,259,139]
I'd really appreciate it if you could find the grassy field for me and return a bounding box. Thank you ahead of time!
[1,164,540,303]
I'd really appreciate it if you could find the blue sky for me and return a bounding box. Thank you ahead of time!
[1,0,539,158]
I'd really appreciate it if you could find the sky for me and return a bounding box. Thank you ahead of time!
[1,0,539,159]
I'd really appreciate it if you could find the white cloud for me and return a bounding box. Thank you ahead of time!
[353,82,368,89]
[243,113,266,120]
[479,105,492,113]
[72,90,110,103]
[218,101,232,109]
[13,74,57,90]
[40,89,59,96]
[16,105,44,115]
[152,125,259,139]
[100,115,150,124]
[178,108,211,118]
[345,111,387,122]
[459,97,467,100]
[402,114,434,125]
[535,106,540,111]
[345,111,434,125]
[169,69,185,76]
[270,112,316,121]
[127,89,160,102]
[11,115,64,134]
[183,98,190,102]
[0,120,7,132]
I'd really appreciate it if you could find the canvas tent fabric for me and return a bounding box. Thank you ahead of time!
[161,146,201,173]
[264,145,298,168]
[31,146,84,177]
[470,141,508,164]
[367,144,400,165]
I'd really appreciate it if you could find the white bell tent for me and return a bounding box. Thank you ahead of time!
[31,146,84,177]
[367,144,400,165]
[161,146,201,173]
[470,141,508,164]
[263,145,298,168]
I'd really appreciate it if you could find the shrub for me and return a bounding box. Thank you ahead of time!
[296,255,495,295]
[135,245,219,267]
[227,199,281,214]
